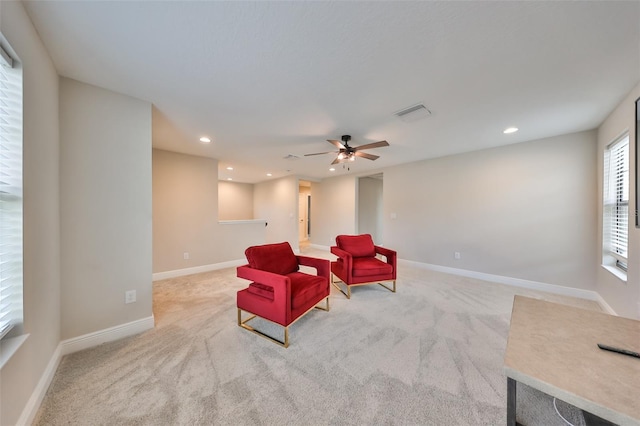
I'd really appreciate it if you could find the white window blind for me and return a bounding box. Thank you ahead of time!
[603,134,629,270]
[0,43,22,340]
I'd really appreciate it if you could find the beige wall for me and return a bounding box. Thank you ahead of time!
[311,132,597,291]
[153,149,265,273]
[153,149,219,271]
[59,78,153,339]
[218,180,254,220]
[383,131,597,290]
[310,174,358,247]
[597,81,640,319]
[0,2,61,425]
[254,176,299,249]
[358,176,383,244]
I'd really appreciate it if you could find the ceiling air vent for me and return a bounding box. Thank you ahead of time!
[394,104,431,122]
[283,154,301,160]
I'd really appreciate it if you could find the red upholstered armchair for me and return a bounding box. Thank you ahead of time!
[330,234,397,299]
[236,242,330,348]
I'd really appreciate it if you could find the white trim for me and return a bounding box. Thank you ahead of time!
[17,342,62,426]
[399,259,616,312]
[60,316,154,356]
[17,316,155,425]
[152,259,246,281]
[307,248,618,315]
[601,264,627,283]
[594,293,618,316]
[0,333,29,369]
[0,44,13,68]
[218,219,267,225]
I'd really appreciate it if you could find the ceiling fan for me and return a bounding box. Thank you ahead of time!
[304,135,389,165]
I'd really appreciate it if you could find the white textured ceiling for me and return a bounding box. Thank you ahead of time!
[23,1,640,183]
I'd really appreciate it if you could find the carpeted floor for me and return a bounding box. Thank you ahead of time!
[34,248,601,425]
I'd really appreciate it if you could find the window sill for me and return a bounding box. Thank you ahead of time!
[0,333,29,369]
[601,264,628,283]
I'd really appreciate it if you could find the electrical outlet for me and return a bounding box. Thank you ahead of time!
[125,290,136,304]
[183,252,189,260]
[454,251,461,260]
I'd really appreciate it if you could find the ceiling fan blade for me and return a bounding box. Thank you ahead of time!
[304,151,336,156]
[354,151,379,161]
[327,139,346,150]
[331,157,342,165]
[353,140,389,151]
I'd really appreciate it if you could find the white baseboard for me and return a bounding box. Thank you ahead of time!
[594,293,618,315]
[399,259,617,314]
[153,259,246,281]
[17,342,62,426]
[60,315,155,356]
[18,316,155,425]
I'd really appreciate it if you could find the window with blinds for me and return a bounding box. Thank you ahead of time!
[0,42,22,340]
[603,134,629,272]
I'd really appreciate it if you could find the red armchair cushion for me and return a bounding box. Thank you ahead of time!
[288,272,327,310]
[245,242,299,275]
[336,234,376,258]
[351,257,394,277]
[247,282,274,300]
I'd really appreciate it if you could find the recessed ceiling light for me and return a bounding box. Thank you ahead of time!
[226,166,233,170]
[227,178,232,181]
[199,136,211,143]
[329,168,335,172]
[503,127,518,134]
[266,173,272,177]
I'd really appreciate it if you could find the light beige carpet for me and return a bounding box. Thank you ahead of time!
[34,248,601,425]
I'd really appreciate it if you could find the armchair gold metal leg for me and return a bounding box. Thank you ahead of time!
[331,275,351,299]
[314,296,330,311]
[237,308,290,348]
[377,280,396,293]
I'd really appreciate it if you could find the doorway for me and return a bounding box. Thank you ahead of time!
[357,174,383,244]
[299,181,311,247]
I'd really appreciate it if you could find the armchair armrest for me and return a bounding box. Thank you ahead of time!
[375,245,396,264]
[375,246,397,279]
[331,246,352,261]
[330,246,353,280]
[237,265,291,301]
[297,255,330,280]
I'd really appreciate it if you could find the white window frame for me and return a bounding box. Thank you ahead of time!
[602,133,629,279]
[0,39,23,342]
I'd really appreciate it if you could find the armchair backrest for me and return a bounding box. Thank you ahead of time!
[245,242,299,275]
[335,234,376,258]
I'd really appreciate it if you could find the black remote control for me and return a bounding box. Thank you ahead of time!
[597,343,640,359]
